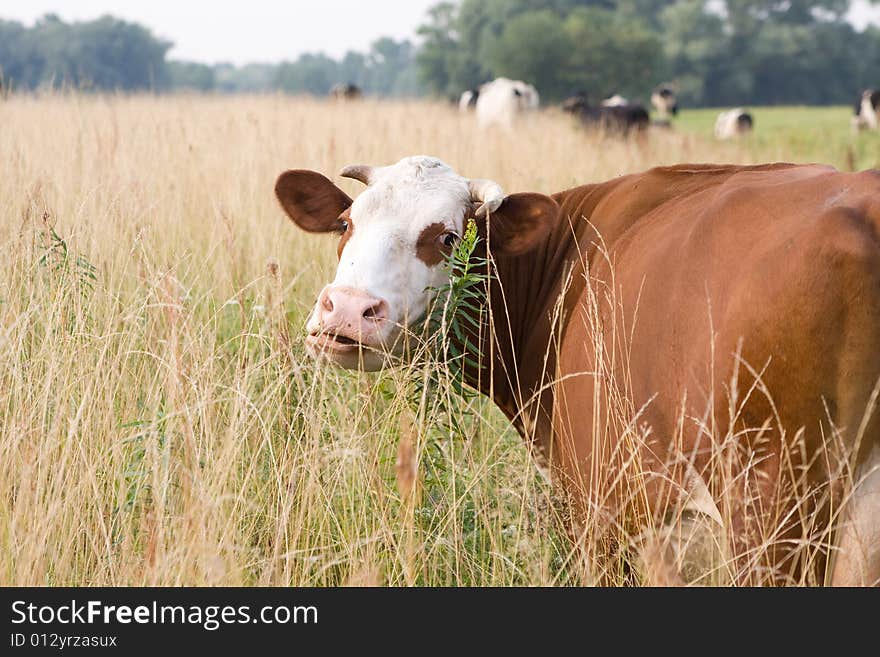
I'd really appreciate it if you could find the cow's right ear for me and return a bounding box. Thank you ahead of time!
[274,170,353,233]
[479,192,559,257]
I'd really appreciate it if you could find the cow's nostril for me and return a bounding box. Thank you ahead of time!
[322,294,333,313]
[363,301,384,320]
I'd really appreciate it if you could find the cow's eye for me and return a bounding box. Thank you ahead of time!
[339,219,349,233]
[441,232,459,248]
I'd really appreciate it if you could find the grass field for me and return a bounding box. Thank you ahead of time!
[677,105,880,170]
[0,94,878,586]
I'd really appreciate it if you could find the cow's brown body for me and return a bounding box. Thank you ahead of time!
[476,163,880,584]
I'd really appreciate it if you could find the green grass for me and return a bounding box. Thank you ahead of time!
[674,105,880,171]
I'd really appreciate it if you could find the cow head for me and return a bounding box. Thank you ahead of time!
[275,156,558,370]
[513,81,540,110]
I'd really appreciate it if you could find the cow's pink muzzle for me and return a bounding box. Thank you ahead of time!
[306,286,389,356]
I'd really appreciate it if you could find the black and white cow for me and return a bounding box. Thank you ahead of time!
[853,89,880,131]
[714,108,754,140]
[650,84,679,122]
[472,78,540,129]
[561,93,649,136]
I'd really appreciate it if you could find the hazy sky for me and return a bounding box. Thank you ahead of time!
[2,0,879,65]
[0,0,440,64]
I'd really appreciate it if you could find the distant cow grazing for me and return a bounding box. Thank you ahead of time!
[329,83,362,100]
[650,84,678,122]
[562,93,649,136]
[853,89,880,131]
[474,77,539,129]
[714,108,754,140]
[276,155,880,585]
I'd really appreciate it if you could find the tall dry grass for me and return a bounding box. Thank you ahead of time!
[0,93,867,585]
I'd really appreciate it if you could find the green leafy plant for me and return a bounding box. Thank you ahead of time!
[38,225,98,296]
[396,219,504,582]
[407,218,489,426]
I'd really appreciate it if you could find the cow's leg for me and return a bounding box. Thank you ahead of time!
[831,444,880,586]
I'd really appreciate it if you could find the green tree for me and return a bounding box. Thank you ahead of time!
[36,14,170,90]
[339,51,368,87]
[724,0,850,32]
[416,2,460,95]
[0,14,170,91]
[365,38,420,96]
[708,0,873,104]
[167,60,215,91]
[274,53,338,95]
[660,0,726,105]
[0,20,41,89]
[562,7,665,100]
[484,10,572,99]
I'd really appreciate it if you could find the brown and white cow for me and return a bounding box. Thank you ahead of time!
[275,155,880,585]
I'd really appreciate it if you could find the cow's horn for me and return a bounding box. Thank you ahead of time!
[468,179,505,217]
[339,164,374,185]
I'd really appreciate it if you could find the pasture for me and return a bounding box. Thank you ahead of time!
[0,94,877,586]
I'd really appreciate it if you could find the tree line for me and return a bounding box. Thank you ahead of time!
[1,3,879,106]
[417,0,880,106]
[0,14,420,97]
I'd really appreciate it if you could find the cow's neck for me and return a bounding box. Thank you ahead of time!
[462,182,611,459]
[456,164,789,458]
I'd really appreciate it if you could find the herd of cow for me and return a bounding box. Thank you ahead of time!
[455,76,758,138]
[333,78,880,140]
[457,77,880,138]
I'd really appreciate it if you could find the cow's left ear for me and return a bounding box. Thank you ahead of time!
[275,169,353,233]
[479,193,558,257]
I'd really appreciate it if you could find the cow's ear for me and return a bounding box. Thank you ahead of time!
[275,169,353,233]
[479,192,558,257]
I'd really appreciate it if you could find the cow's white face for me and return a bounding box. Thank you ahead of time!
[275,155,558,371]
[309,157,473,370]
